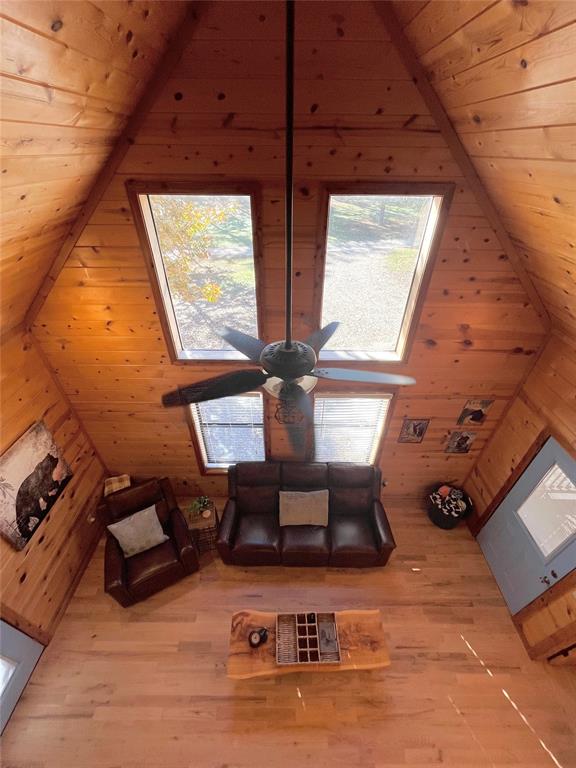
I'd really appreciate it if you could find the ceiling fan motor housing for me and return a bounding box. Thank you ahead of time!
[260,340,317,379]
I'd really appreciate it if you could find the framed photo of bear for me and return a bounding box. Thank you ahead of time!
[0,421,73,550]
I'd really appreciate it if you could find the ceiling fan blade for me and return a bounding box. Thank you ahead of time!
[312,368,416,386]
[288,383,314,423]
[284,419,308,455]
[162,370,270,407]
[221,327,266,362]
[305,321,340,354]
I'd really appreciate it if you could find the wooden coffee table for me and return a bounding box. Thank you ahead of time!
[227,609,391,679]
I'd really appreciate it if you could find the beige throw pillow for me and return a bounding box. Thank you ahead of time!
[279,489,329,527]
[107,504,168,557]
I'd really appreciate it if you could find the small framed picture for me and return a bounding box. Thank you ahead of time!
[398,418,430,444]
[457,399,494,426]
[445,431,477,454]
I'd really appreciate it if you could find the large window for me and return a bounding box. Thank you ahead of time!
[133,186,259,360]
[189,394,265,471]
[313,396,392,463]
[320,186,451,361]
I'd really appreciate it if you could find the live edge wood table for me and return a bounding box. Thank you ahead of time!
[227,609,391,680]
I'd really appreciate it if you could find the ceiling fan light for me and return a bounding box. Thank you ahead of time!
[262,375,317,399]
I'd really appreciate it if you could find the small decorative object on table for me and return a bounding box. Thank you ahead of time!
[426,483,474,529]
[248,627,268,648]
[276,612,341,665]
[185,496,218,553]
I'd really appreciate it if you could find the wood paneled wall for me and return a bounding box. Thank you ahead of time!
[0,1,188,334]
[395,0,576,340]
[466,332,576,521]
[0,329,106,644]
[465,331,576,657]
[32,1,545,500]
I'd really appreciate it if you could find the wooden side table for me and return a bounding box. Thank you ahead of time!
[183,502,220,554]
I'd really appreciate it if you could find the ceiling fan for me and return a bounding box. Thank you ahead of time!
[162,1,416,451]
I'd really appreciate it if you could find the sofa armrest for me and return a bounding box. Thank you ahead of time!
[104,534,133,607]
[170,507,199,574]
[372,500,396,564]
[216,499,239,564]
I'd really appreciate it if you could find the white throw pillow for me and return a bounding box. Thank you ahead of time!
[107,504,168,557]
[279,489,329,527]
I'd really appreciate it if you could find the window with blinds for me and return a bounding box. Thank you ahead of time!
[313,396,391,463]
[190,394,265,470]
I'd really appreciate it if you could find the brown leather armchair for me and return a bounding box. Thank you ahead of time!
[103,478,199,606]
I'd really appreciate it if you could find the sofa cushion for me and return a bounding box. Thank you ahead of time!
[330,486,373,516]
[232,514,281,565]
[126,539,184,599]
[281,525,330,566]
[328,463,375,488]
[236,462,281,486]
[237,484,279,516]
[281,462,328,490]
[279,489,329,527]
[329,514,379,567]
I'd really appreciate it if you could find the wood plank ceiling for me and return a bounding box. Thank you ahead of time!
[394,0,576,340]
[0,0,189,334]
[2,0,573,339]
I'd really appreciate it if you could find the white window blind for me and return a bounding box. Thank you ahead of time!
[190,394,265,469]
[313,396,391,463]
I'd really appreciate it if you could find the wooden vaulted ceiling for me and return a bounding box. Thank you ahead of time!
[1,0,575,340]
[393,0,576,340]
[0,0,189,333]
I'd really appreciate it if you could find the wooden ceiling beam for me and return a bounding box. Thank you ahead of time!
[374,1,551,332]
[24,1,207,330]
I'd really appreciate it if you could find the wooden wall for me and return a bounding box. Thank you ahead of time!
[395,0,576,340]
[0,328,106,644]
[0,1,188,334]
[466,331,576,521]
[32,1,545,499]
[465,332,576,659]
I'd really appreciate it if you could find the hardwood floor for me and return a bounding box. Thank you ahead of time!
[3,502,575,768]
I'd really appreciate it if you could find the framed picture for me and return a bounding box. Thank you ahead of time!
[0,421,73,551]
[457,399,494,426]
[398,418,430,444]
[445,431,477,454]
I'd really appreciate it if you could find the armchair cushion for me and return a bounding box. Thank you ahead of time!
[126,540,185,602]
[107,505,168,557]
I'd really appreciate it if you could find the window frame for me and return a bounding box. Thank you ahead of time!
[186,391,269,475]
[310,391,394,465]
[314,182,455,364]
[127,180,265,364]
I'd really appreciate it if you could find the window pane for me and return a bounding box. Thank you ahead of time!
[314,397,390,463]
[517,464,576,558]
[192,395,265,468]
[321,194,437,358]
[148,194,258,353]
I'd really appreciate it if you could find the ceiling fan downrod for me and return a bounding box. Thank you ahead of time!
[284,0,295,350]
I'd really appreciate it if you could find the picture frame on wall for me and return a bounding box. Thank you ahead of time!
[445,431,477,454]
[457,399,494,426]
[398,418,430,444]
[0,421,73,551]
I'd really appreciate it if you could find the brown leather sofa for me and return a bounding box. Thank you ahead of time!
[103,478,199,606]
[217,462,396,568]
